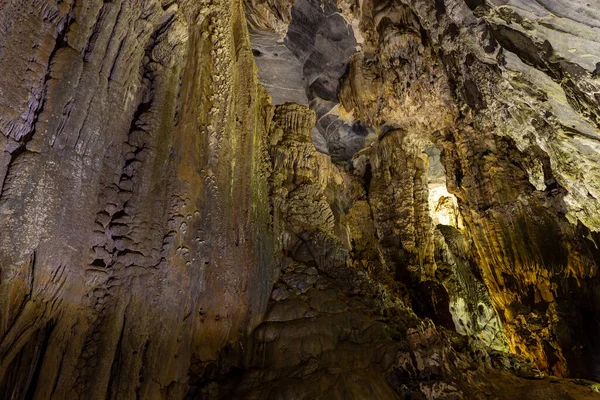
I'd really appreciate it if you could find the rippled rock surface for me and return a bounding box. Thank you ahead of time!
[2,0,600,398]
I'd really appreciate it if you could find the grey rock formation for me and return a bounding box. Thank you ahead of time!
[251,0,376,160]
[251,31,308,105]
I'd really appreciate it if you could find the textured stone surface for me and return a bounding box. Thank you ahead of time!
[250,0,377,160]
[214,103,600,399]
[332,0,600,380]
[250,31,308,105]
[3,0,600,398]
[246,0,600,385]
[0,0,275,398]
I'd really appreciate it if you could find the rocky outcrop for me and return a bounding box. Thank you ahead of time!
[247,0,600,382]
[419,1,600,378]
[328,0,600,380]
[229,258,600,399]
[3,0,600,398]
[250,0,376,160]
[434,225,507,351]
[267,103,340,241]
[439,123,600,378]
[0,1,275,398]
[208,103,600,399]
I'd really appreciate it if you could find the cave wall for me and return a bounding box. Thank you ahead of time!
[222,103,600,399]
[414,0,600,379]
[333,0,600,379]
[439,120,600,379]
[2,0,600,398]
[0,0,275,398]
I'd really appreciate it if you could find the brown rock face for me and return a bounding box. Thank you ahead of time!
[0,1,275,398]
[2,0,600,398]
[439,123,600,378]
[332,0,600,380]
[222,103,599,399]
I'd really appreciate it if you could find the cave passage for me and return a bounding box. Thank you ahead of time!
[1,0,600,399]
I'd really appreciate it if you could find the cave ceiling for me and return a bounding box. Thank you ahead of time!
[248,0,600,231]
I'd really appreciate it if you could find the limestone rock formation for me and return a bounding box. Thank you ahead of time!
[332,0,600,380]
[0,1,275,397]
[2,0,600,399]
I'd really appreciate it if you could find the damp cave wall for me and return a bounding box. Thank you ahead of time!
[2,0,600,398]
[0,0,276,398]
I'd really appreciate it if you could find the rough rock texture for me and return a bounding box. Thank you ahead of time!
[0,0,275,398]
[249,31,308,106]
[3,0,600,398]
[248,0,600,384]
[267,103,341,242]
[434,225,507,351]
[332,0,600,380]
[417,0,600,379]
[250,0,376,160]
[229,261,600,399]
[216,103,599,399]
